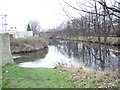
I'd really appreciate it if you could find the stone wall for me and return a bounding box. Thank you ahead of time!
[0,33,13,66]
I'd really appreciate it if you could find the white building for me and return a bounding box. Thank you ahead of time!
[0,27,33,38]
[13,31,33,38]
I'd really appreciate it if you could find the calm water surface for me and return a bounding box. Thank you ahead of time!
[13,39,120,71]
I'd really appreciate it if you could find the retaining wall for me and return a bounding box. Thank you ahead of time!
[0,33,13,66]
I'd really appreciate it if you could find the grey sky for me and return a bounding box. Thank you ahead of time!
[0,0,118,31]
[0,0,69,31]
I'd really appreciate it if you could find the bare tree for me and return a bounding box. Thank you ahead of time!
[29,20,41,36]
[58,0,120,37]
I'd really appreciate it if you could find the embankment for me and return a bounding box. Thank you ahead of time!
[10,36,48,54]
[54,36,120,46]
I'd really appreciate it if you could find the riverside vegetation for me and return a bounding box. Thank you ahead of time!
[10,36,48,54]
[55,36,120,46]
[0,67,2,90]
[2,63,119,88]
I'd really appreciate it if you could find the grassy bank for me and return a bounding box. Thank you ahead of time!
[0,67,2,90]
[56,63,119,88]
[2,63,119,88]
[55,36,120,46]
[10,36,48,54]
[2,63,73,88]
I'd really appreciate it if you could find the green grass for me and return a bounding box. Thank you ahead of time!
[2,63,119,88]
[0,66,2,89]
[2,63,73,88]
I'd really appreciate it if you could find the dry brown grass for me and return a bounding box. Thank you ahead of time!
[55,62,119,88]
[10,37,48,53]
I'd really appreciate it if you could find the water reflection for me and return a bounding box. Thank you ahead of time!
[16,46,80,68]
[50,39,120,71]
[14,39,120,71]
[14,48,48,64]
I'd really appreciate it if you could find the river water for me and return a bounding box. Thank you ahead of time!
[13,39,120,71]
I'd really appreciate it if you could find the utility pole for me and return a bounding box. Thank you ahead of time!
[0,15,7,33]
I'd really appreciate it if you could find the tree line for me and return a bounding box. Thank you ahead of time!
[52,0,120,39]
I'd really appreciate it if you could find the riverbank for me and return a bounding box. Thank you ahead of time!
[10,36,48,54]
[2,63,73,88]
[2,63,119,88]
[0,67,2,90]
[54,36,120,46]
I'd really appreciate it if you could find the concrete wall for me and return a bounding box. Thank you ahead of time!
[0,33,13,66]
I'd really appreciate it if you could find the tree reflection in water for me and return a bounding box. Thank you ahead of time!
[51,39,119,71]
[14,48,48,64]
[14,39,119,71]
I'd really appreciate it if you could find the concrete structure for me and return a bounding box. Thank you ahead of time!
[0,33,13,66]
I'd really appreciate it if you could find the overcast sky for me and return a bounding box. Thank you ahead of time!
[0,0,70,31]
[0,0,118,31]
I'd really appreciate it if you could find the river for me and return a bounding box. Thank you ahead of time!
[13,39,120,71]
